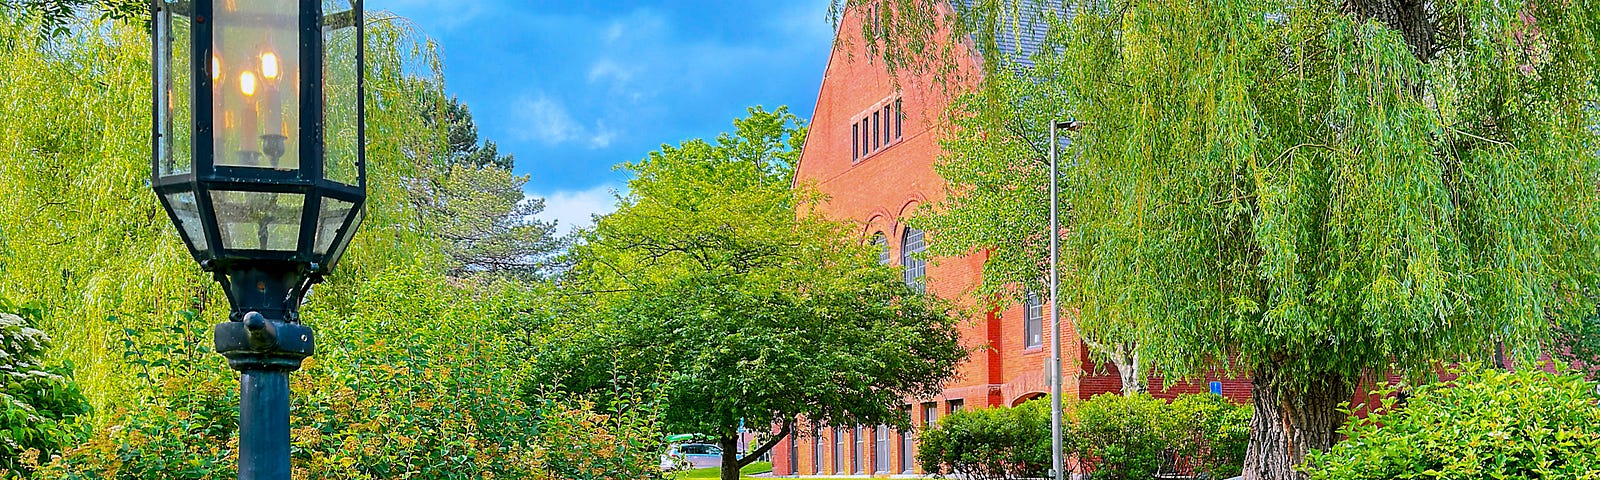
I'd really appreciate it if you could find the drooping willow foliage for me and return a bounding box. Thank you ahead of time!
[853,0,1600,474]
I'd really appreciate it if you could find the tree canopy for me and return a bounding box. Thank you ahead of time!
[529,107,967,480]
[846,0,1600,478]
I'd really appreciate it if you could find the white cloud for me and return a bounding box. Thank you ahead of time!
[513,94,618,150]
[531,184,620,234]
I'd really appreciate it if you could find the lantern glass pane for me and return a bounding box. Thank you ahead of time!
[209,190,305,251]
[313,198,355,254]
[325,208,362,269]
[212,0,301,171]
[156,3,193,177]
[324,0,361,186]
[163,191,208,252]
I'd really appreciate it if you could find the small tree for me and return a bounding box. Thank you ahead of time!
[532,107,968,480]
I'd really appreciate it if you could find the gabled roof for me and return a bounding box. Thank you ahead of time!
[950,0,1071,70]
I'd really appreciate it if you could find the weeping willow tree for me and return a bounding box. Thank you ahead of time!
[0,7,456,410]
[840,0,1600,478]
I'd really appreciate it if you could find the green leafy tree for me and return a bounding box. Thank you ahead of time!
[0,312,90,475]
[840,0,1600,478]
[532,107,967,480]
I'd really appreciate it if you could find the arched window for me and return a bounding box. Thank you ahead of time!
[900,226,926,292]
[871,232,889,265]
[1025,293,1043,348]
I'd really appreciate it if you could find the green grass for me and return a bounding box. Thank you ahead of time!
[670,461,772,479]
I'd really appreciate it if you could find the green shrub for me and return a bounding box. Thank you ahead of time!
[1165,393,1250,478]
[918,398,1051,480]
[1071,393,1170,480]
[1307,366,1600,480]
[1069,393,1251,480]
[0,312,91,475]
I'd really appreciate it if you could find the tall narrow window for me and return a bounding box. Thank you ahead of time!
[900,405,915,473]
[854,427,865,474]
[875,425,890,472]
[872,232,889,265]
[813,426,824,475]
[873,111,882,150]
[833,428,845,473]
[852,123,860,161]
[895,98,904,139]
[901,227,926,293]
[922,402,938,427]
[1025,293,1044,348]
[882,106,892,145]
[862,117,871,155]
[789,432,800,476]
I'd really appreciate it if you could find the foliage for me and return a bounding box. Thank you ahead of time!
[0,313,90,475]
[1307,366,1600,480]
[407,162,567,279]
[1071,393,1252,480]
[850,0,1600,476]
[916,398,1050,480]
[533,106,967,479]
[0,9,652,480]
[27,267,667,480]
[1553,312,1600,377]
[0,0,144,37]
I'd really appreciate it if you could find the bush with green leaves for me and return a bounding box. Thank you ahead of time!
[0,312,90,475]
[1070,393,1250,480]
[1307,366,1600,480]
[917,398,1050,480]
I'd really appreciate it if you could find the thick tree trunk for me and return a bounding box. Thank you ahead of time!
[1345,0,1434,62]
[1241,368,1354,480]
[719,435,742,480]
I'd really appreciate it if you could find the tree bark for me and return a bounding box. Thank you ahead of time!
[719,435,742,480]
[1240,368,1354,480]
[1344,0,1434,62]
[720,420,793,480]
[1116,347,1146,395]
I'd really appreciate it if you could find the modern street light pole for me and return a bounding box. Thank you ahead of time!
[150,1,366,478]
[1048,119,1078,480]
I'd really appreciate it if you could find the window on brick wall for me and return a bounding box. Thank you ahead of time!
[922,402,938,427]
[862,116,871,157]
[813,426,823,475]
[901,227,926,293]
[852,123,859,162]
[1026,292,1044,348]
[873,111,882,150]
[875,425,890,473]
[833,428,845,474]
[895,98,904,139]
[949,399,965,414]
[872,232,889,265]
[882,105,892,145]
[854,427,865,474]
[900,405,915,473]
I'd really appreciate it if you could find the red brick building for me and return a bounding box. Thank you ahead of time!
[771,3,1250,477]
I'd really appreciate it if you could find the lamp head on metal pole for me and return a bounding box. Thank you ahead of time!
[150,1,365,478]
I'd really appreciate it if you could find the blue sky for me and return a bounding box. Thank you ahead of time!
[379,1,836,231]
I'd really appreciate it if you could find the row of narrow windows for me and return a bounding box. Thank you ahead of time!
[852,97,904,162]
[799,400,964,475]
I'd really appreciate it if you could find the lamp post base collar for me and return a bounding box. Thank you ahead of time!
[214,315,314,372]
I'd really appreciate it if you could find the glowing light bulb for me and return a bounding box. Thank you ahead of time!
[260,52,279,81]
[211,55,221,82]
[240,71,258,97]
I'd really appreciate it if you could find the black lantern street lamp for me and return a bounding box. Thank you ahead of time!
[150,1,364,478]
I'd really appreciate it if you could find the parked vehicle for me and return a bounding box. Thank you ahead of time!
[660,442,723,471]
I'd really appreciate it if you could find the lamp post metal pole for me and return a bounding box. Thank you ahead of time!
[1049,120,1064,480]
